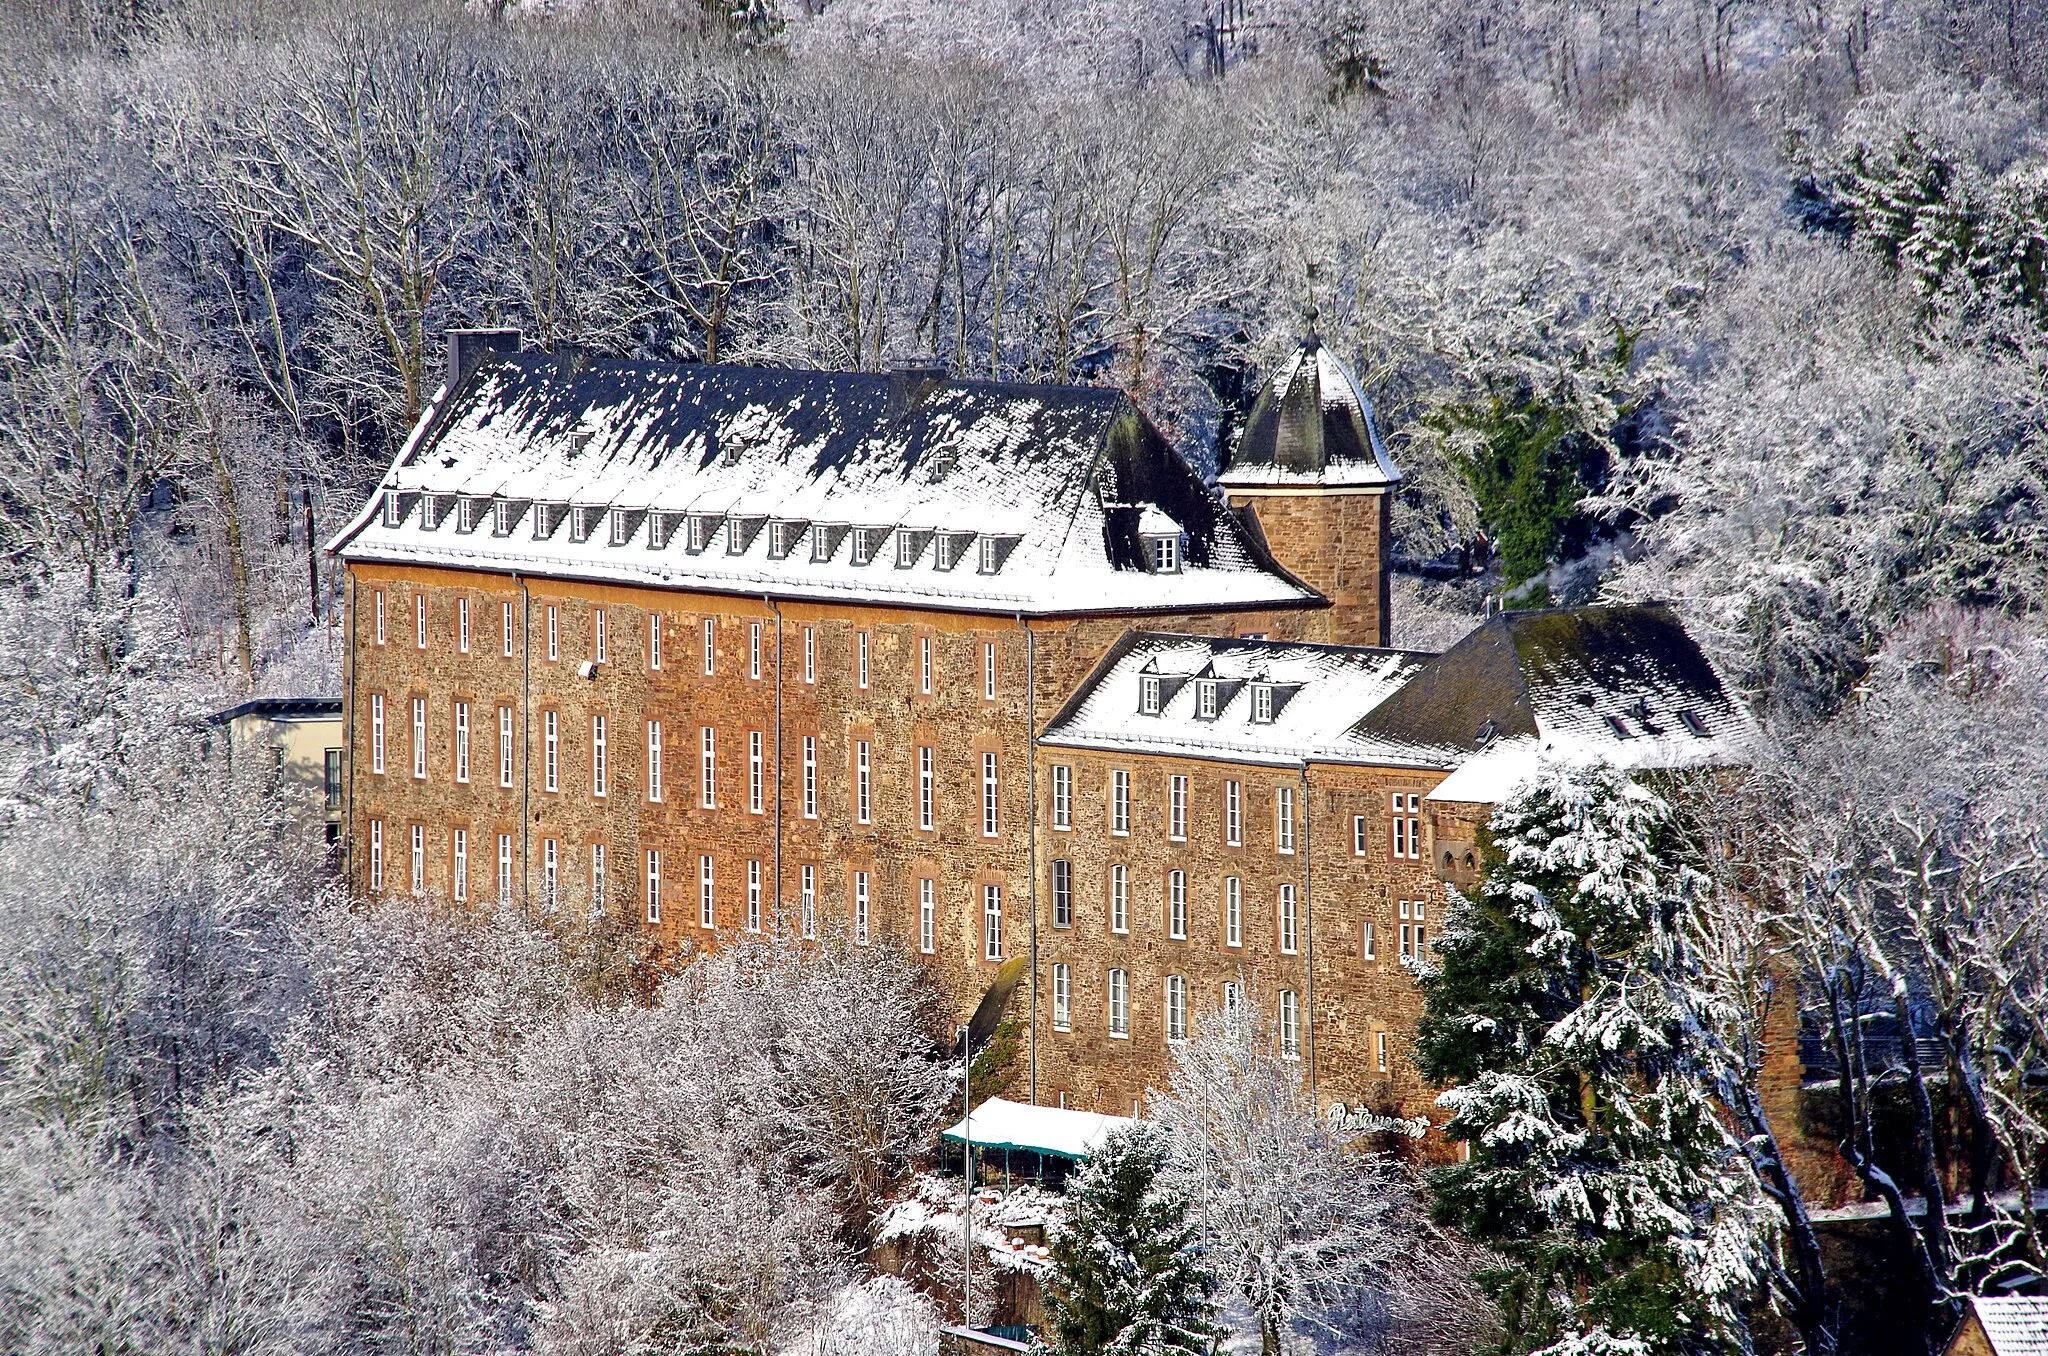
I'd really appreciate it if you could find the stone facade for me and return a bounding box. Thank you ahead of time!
[1225,488,1394,648]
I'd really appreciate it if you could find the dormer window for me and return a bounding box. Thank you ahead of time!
[1196,680,1218,719]
[1605,714,1633,739]
[851,530,874,566]
[686,516,712,553]
[455,498,477,533]
[979,536,998,573]
[1678,709,1708,737]
[1148,534,1181,573]
[1140,675,1162,715]
[567,506,601,544]
[1250,683,1275,723]
[383,492,405,528]
[609,509,632,546]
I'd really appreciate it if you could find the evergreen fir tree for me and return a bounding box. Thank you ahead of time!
[1414,762,1773,1356]
[1043,1124,1214,1356]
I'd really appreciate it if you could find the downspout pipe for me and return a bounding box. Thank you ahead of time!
[344,570,357,896]
[1301,761,1317,1101]
[1018,612,1038,1105]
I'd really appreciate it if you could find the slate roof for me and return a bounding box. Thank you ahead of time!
[1963,1295,2048,1356]
[1219,336,1400,490]
[1039,632,1430,768]
[1039,604,1754,798]
[208,697,342,725]
[330,353,1319,618]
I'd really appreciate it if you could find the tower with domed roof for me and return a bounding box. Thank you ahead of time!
[1219,329,1401,647]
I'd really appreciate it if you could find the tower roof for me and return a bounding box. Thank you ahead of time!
[1219,336,1400,490]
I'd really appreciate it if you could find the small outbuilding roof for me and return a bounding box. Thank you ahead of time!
[1949,1294,2048,1356]
[941,1097,1134,1162]
[208,697,343,725]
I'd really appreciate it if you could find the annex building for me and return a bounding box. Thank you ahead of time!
[329,329,1751,1130]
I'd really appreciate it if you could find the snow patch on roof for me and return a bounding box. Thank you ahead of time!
[940,1096,1134,1161]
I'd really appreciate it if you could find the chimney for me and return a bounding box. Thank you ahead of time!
[885,357,947,418]
[446,328,522,394]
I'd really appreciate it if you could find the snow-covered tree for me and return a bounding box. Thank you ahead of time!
[1152,996,1414,1356]
[1415,761,1776,1356]
[1043,1121,1214,1356]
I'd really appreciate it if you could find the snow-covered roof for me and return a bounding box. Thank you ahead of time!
[330,353,1319,618]
[1347,604,1757,800]
[1039,632,1430,767]
[1219,336,1399,490]
[940,1097,1134,1161]
[1962,1296,2048,1356]
[1038,605,1753,798]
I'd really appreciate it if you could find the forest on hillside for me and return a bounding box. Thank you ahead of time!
[0,1,2045,1354]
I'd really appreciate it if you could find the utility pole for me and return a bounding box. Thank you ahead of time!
[960,1022,973,1328]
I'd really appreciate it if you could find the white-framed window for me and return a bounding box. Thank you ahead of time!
[1168,870,1187,939]
[591,714,608,798]
[1223,980,1242,1015]
[1251,683,1274,723]
[1168,774,1187,841]
[542,837,558,906]
[1150,534,1180,572]
[802,627,815,684]
[368,818,384,891]
[454,702,470,783]
[983,884,1002,960]
[981,752,999,837]
[746,860,762,932]
[1051,764,1072,829]
[649,613,662,670]
[802,736,817,818]
[979,535,999,573]
[370,694,386,774]
[1400,899,1428,960]
[1279,990,1300,1058]
[1111,864,1128,934]
[502,601,515,658]
[1052,859,1072,928]
[591,842,605,906]
[1140,675,1161,714]
[1391,793,1422,859]
[857,631,870,688]
[749,621,762,680]
[1108,969,1129,1037]
[544,710,559,792]
[1279,883,1299,954]
[1052,964,1071,1031]
[458,597,470,653]
[373,590,386,645]
[1276,786,1295,854]
[1225,875,1242,948]
[699,855,715,929]
[1197,680,1217,719]
[593,608,607,664]
[497,834,512,905]
[647,721,663,803]
[415,594,427,649]
[498,706,514,787]
[410,824,425,895]
[749,732,764,814]
[1225,780,1242,846]
[1377,1030,1389,1073]
[919,636,932,694]
[702,618,716,675]
[919,878,935,954]
[897,529,917,568]
[699,725,715,808]
[800,865,816,939]
[1363,919,1377,960]
[980,641,998,701]
[645,849,661,923]
[1353,815,1368,855]
[411,698,427,779]
[452,829,468,903]
[854,871,871,943]
[855,741,871,823]
[918,746,934,831]
[1166,975,1187,1042]
[1111,769,1130,836]
[546,605,559,661]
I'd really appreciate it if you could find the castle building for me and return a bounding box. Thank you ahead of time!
[329,331,1749,1131]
